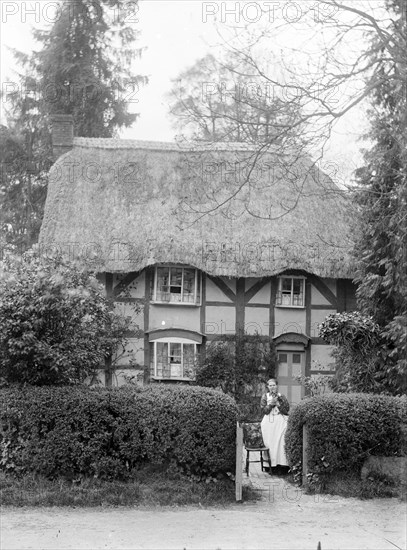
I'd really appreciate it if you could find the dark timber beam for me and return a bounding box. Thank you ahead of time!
[113,271,140,298]
[235,278,245,335]
[207,275,236,302]
[244,277,269,304]
[336,279,347,312]
[309,275,338,308]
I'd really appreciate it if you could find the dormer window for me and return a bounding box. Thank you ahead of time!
[152,266,201,305]
[276,276,305,307]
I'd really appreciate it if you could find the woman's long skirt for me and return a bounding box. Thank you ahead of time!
[261,410,288,466]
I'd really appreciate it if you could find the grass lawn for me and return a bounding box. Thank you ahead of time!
[0,466,258,507]
[303,470,406,500]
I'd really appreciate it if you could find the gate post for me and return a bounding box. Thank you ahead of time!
[235,422,243,502]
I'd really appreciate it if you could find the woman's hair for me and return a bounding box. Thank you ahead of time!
[267,378,278,385]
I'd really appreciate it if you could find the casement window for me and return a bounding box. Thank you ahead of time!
[276,276,305,307]
[150,339,198,380]
[152,266,201,304]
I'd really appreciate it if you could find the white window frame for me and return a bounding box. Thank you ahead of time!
[152,266,201,305]
[150,337,198,380]
[276,276,305,308]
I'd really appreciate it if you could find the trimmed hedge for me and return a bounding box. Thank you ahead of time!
[0,385,237,480]
[285,393,406,477]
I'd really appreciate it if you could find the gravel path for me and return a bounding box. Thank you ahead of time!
[1,474,405,550]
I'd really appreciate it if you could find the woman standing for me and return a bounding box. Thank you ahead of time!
[260,378,290,473]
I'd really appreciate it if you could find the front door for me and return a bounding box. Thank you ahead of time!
[277,351,305,408]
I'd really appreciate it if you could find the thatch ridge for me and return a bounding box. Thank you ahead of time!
[73,137,293,154]
[39,140,356,278]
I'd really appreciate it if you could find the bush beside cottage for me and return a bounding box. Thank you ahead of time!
[0,385,237,480]
[285,393,407,484]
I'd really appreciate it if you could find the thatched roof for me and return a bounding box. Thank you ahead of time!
[39,138,356,278]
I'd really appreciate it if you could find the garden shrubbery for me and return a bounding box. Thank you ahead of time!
[285,393,406,480]
[0,250,135,386]
[0,385,237,480]
[195,332,277,421]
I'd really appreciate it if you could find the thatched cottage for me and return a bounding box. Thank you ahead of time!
[39,115,357,404]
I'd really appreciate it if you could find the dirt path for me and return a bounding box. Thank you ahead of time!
[1,477,406,550]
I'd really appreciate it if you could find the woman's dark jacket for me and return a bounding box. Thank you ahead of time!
[260,393,290,416]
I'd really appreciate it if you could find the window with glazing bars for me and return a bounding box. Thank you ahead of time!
[276,277,305,307]
[150,341,197,379]
[152,267,201,304]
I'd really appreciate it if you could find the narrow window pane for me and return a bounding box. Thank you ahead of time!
[149,270,155,299]
[183,269,195,303]
[156,342,168,378]
[169,342,182,377]
[280,278,292,305]
[170,268,182,287]
[169,343,182,363]
[157,267,169,301]
[278,353,288,363]
[150,342,155,377]
[159,342,170,377]
[292,353,302,364]
[169,267,182,301]
[282,278,292,292]
[156,342,168,376]
[293,279,303,294]
[183,344,195,378]
[196,272,201,303]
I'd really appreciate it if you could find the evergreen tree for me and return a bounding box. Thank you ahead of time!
[353,0,406,394]
[1,0,146,248]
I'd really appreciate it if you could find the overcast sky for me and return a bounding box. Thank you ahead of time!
[1,0,371,185]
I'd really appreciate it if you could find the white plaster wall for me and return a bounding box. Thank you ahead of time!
[311,286,331,305]
[244,307,270,335]
[310,344,335,371]
[205,305,236,335]
[206,278,233,302]
[274,308,306,336]
[113,301,144,331]
[149,305,201,333]
[310,309,336,339]
[246,281,270,304]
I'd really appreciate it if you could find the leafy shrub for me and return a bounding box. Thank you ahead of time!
[196,332,277,401]
[319,312,406,395]
[0,249,134,385]
[294,372,333,397]
[285,393,406,483]
[0,385,237,479]
[236,396,263,422]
